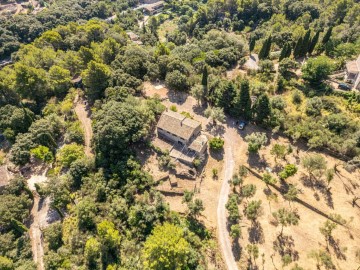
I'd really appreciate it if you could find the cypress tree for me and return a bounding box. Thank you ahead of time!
[142,22,146,34]
[285,43,292,58]
[201,65,208,88]
[259,35,272,59]
[249,37,255,53]
[279,43,288,61]
[222,81,237,113]
[308,31,320,55]
[255,94,271,125]
[322,27,333,44]
[293,37,303,59]
[258,38,267,59]
[265,35,272,59]
[300,30,311,57]
[237,79,252,120]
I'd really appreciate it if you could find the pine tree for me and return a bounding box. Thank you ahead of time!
[249,38,255,53]
[322,27,333,44]
[308,31,319,55]
[293,37,303,59]
[255,94,271,124]
[300,30,311,57]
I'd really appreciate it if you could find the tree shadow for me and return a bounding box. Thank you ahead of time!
[247,152,268,171]
[248,221,265,244]
[192,103,206,116]
[329,236,346,260]
[205,123,226,137]
[273,234,299,261]
[209,148,224,161]
[167,90,188,105]
[231,240,242,261]
[300,175,334,208]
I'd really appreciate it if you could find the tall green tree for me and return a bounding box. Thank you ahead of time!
[300,30,311,57]
[249,37,255,53]
[302,56,334,86]
[222,81,237,113]
[258,36,271,59]
[254,94,271,125]
[279,43,290,61]
[143,223,194,270]
[82,60,111,100]
[308,31,320,55]
[322,27,333,44]
[201,65,208,95]
[234,79,252,120]
[293,37,303,58]
[14,63,48,102]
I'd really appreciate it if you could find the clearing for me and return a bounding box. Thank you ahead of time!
[143,81,360,270]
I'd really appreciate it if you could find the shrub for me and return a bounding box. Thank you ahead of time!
[56,143,84,167]
[245,132,267,153]
[169,105,177,112]
[0,256,14,270]
[212,168,218,179]
[305,97,323,116]
[279,164,298,179]
[30,145,54,164]
[292,90,302,104]
[209,137,224,151]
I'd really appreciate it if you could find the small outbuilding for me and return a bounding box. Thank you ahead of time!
[345,55,360,90]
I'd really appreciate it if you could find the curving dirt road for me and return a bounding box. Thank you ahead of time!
[217,126,239,270]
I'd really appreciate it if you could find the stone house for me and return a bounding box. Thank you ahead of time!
[157,111,208,163]
[143,1,164,15]
[345,55,360,90]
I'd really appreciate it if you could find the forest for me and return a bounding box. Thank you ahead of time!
[0,0,359,269]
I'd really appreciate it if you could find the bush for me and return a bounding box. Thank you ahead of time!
[0,256,14,270]
[279,164,298,179]
[209,137,224,151]
[56,143,84,167]
[292,90,302,104]
[305,97,323,116]
[245,132,267,153]
[30,146,54,164]
[169,105,177,112]
[212,168,218,179]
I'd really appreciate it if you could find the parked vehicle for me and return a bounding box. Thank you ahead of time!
[238,121,246,130]
[338,83,351,90]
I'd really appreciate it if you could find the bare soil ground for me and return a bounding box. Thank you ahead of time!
[74,95,93,157]
[143,81,360,270]
[27,169,50,270]
[233,136,360,270]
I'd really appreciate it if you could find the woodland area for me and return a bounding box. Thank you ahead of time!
[0,0,359,269]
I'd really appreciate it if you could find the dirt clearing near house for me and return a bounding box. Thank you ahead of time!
[231,135,360,269]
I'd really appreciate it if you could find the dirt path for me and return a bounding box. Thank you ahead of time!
[74,96,93,157]
[217,141,238,270]
[29,196,44,270]
[28,173,48,270]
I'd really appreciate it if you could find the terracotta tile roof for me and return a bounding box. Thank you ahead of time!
[157,111,200,141]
